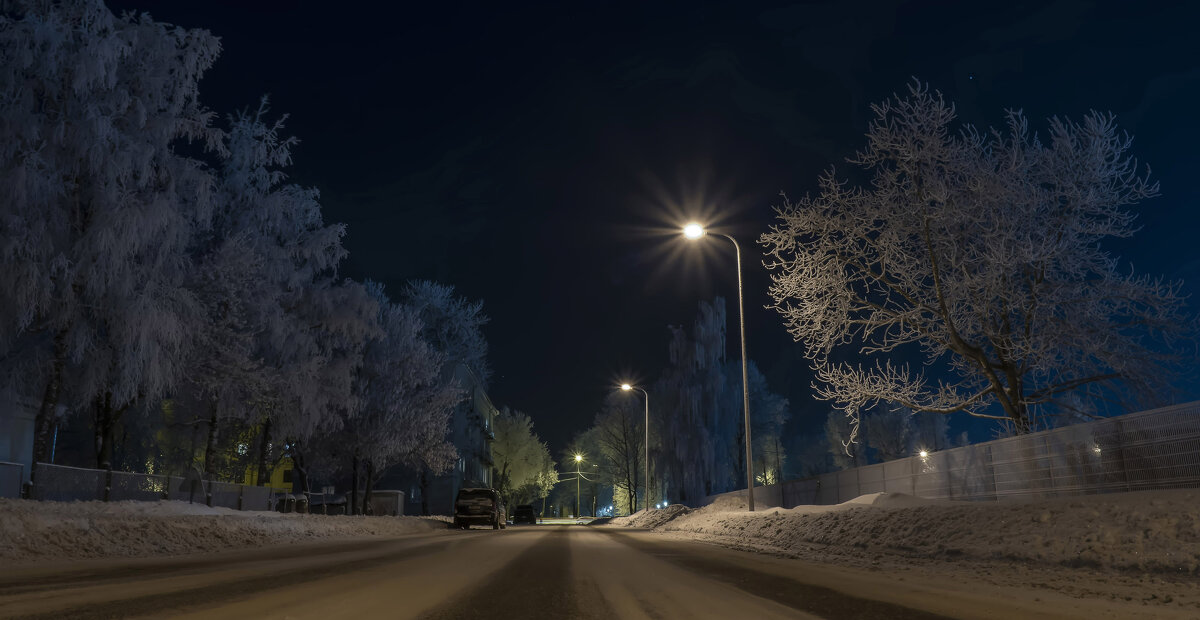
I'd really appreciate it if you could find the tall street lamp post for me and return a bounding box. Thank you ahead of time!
[683,223,755,512]
[620,383,650,512]
[573,454,583,518]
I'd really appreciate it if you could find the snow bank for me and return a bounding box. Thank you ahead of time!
[0,499,448,562]
[606,489,1200,575]
[609,503,692,529]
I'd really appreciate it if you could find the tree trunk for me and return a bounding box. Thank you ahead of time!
[290,443,311,495]
[255,417,272,486]
[350,453,360,515]
[29,329,68,494]
[419,469,430,516]
[93,392,118,470]
[363,460,375,516]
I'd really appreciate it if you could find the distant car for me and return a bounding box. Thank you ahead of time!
[452,487,507,530]
[512,504,538,524]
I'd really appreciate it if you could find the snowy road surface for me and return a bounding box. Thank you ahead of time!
[0,525,1190,619]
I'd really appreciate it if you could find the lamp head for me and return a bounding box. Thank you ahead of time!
[574,454,583,463]
[620,383,633,391]
[683,223,705,239]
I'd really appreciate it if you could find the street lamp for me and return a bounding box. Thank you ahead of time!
[620,383,650,512]
[683,222,755,512]
[574,454,583,519]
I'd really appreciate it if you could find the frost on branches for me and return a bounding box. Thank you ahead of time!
[760,82,1193,442]
[0,0,221,469]
[490,408,555,507]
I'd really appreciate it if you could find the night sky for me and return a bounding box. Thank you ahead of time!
[112,0,1200,451]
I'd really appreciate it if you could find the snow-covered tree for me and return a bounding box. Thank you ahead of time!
[762,81,1193,442]
[591,392,645,513]
[331,282,459,515]
[490,407,555,506]
[401,280,490,383]
[786,433,831,478]
[655,298,728,504]
[194,102,379,491]
[863,405,913,462]
[277,277,378,494]
[911,411,951,453]
[825,410,866,470]
[722,359,790,486]
[0,0,222,470]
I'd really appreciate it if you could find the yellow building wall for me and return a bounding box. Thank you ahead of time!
[242,458,294,492]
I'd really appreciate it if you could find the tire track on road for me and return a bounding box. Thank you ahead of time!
[601,529,951,620]
[3,537,459,620]
[420,528,600,619]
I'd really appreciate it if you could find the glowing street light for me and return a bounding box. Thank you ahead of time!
[620,383,651,512]
[574,454,584,519]
[683,222,755,512]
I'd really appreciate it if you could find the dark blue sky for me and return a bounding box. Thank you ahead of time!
[115,0,1200,450]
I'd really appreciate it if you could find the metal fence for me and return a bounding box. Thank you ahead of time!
[0,461,24,499]
[26,462,284,511]
[708,400,1200,508]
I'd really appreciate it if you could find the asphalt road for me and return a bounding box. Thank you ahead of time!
[0,525,1170,619]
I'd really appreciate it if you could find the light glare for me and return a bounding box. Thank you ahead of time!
[683,223,705,239]
[620,383,632,391]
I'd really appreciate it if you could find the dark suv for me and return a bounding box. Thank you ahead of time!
[452,487,507,530]
[512,504,538,524]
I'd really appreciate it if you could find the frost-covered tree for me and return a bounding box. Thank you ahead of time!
[195,102,377,491]
[655,298,728,503]
[825,410,866,470]
[722,359,790,486]
[278,278,378,495]
[863,405,913,462]
[911,410,951,453]
[398,279,491,499]
[490,407,555,506]
[331,282,459,515]
[591,392,645,513]
[762,81,1193,442]
[401,280,490,383]
[786,433,831,478]
[0,0,222,470]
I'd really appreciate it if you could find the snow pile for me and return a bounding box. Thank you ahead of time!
[0,499,448,562]
[608,489,1200,575]
[609,503,692,529]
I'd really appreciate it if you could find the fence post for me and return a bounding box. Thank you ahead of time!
[986,444,997,501]
[103,468,112,502]
[1115,418,1132,492]
[1043,434,1055,496]
[944,453,954,499]
[206,478,213,507]
[237,484,244,511]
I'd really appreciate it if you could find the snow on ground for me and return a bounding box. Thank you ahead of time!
[0,499,449,562]
[612,489,1200,574]
[607,489,1200,613]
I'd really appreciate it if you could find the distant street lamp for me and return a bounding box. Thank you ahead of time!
[574,453,583,518]
[683,222,755,512]
[620,383,651,512]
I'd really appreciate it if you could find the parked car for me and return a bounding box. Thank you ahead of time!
[452,487,507,530]
[512,504,538,524]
